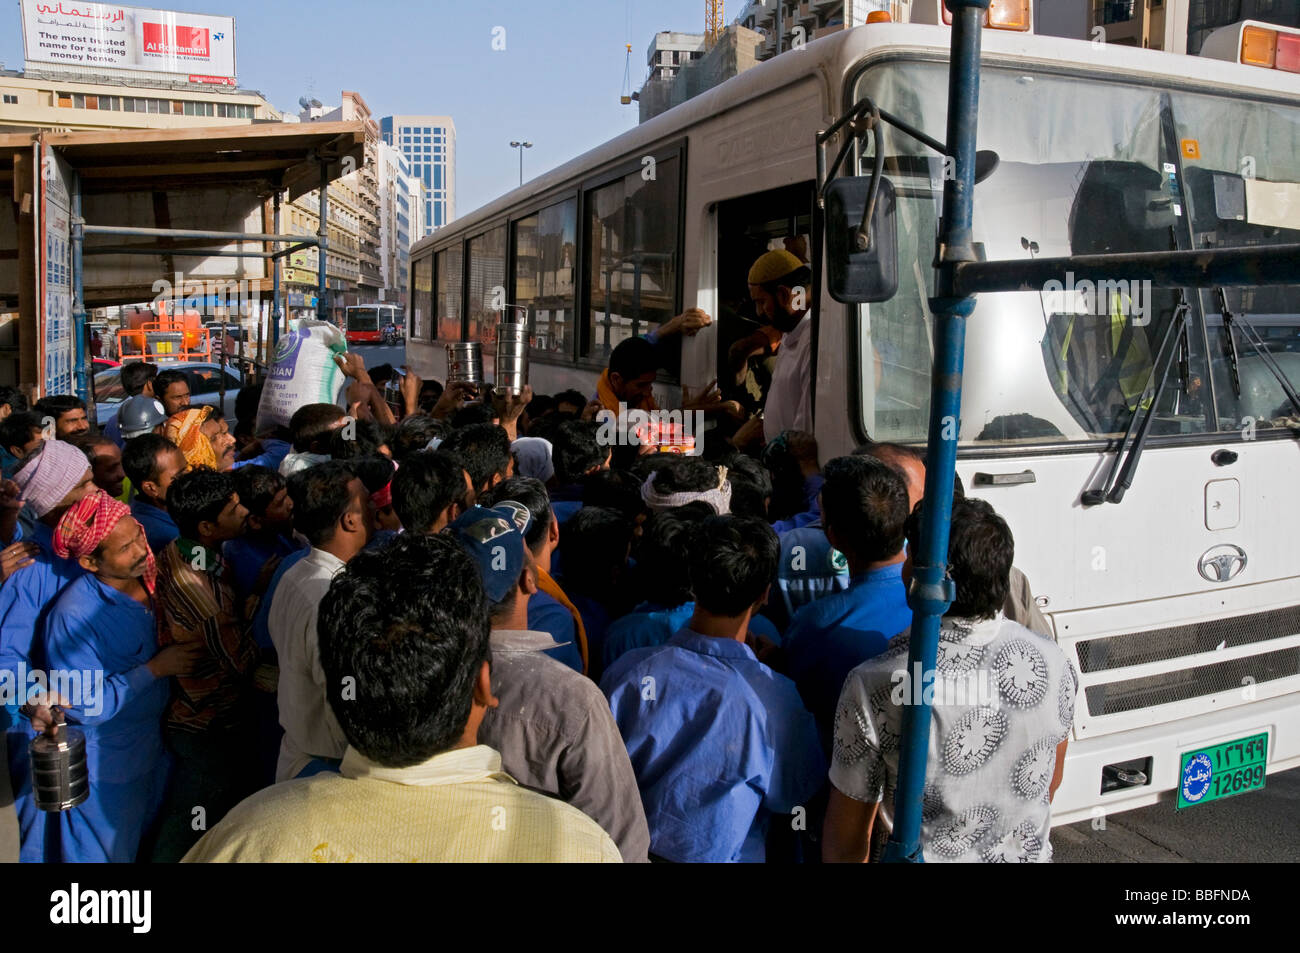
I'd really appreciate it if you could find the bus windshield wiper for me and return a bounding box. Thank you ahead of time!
[1216,288,1243,398]
[1082,299,1190,506]
[1217,286,1300,417]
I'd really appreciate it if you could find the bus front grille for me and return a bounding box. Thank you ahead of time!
[1076,604,1300,674]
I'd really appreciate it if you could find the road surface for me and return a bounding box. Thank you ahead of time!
[1053,766,1299,862]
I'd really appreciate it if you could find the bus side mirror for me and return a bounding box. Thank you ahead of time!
[825,176,898,303]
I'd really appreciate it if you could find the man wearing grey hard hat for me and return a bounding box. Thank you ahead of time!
[117,395,169,442]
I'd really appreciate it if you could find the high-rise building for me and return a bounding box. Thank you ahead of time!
[380,115,456,238]
[378,142,413,307]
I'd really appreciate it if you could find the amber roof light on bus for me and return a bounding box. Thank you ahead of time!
[1200,19,1300,72]
[925,0,1032,31]
[988,0,1031,31]
[867,11,892,22]
[1242,25,1277,67]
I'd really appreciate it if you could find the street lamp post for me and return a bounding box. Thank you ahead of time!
[510,140,533,187]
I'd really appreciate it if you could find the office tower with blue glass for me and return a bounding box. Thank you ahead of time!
[380,115,456,239]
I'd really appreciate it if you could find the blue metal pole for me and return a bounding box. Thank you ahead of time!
[273,191,282,348]
[70,171,89,404]
[318,161,330,323]
[882,0,989,864]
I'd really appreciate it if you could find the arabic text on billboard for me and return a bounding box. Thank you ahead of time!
[21,1,235,80]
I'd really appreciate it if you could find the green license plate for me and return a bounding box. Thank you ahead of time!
[1177,732,1268,809]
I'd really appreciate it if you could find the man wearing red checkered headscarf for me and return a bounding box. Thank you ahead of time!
[41,489,199,862]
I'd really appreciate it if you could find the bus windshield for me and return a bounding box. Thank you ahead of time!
[853,61,1300,447]
[348,307,380,331]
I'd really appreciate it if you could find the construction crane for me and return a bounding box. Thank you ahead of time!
[706,0,725,47]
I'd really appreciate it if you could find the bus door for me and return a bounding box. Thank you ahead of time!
[714,182,816,436]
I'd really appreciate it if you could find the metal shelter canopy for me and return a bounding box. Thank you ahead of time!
[1,120,363,399]
[29,121,364,201]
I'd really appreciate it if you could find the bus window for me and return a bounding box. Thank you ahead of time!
[412,256,432,340]
[436,246,464,341]
[584,155,680,363]
[467,226,507,353]
[514,197,577,357]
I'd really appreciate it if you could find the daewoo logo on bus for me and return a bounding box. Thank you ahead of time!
[1198,544,1248,583]
[715,120,804,167]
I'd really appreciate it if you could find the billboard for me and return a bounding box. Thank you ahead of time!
[21,2,236,81]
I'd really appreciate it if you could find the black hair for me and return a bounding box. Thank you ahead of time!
[418,379,443,414]
[71,433,117,459]
[854,441,926,493]
[439,423,511,494]
[167,467,236,539]
[121,433,179,489]
[318,532,491,768]
[394,451,468,533]
[550,419,605,486]
[552,389,587,415]
[202,404,225,423]
[526,393,555,419]
[153,369,189,399]
[119,362,158,397]
[0,387,28,414]
[231,465,286,520]
[722,453,772,519]
[34,395,86,420]
[559,506,633,601]
[367,363,395,386]
[906,497,1013,620]
[632,505,699,608]
[0,411,44,454]
[628,451,680,483]
[288,403,346,453]
[351,454,396,495]
[234,382,263,431]
[391,414,446,462]
[286,460,357,547]
[609,336,659,380]
[578,468,646,523]
[761,435,811,522]
[482,476,552,556]
[688,515,778,617]
[821,454,909,564]
[651,457,724,494]
[328,418,387,460]
[450,400,495,429]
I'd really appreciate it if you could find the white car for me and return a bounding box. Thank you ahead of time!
[94,362,243,428]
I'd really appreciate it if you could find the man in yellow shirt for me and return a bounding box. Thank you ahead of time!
[183,531,621,863]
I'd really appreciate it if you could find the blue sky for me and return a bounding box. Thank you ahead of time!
[3,0,708,217]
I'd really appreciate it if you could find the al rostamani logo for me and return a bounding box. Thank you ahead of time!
[1181,751,1213,803]
[141,22,211,59]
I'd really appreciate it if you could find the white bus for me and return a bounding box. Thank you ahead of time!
[407,8,1300,824]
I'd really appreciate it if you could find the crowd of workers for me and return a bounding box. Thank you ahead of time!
[0,251,1076,864]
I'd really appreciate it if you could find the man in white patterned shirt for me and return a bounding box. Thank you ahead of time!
[823,497,1078,863]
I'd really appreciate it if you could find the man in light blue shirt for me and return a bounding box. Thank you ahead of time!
[602,515,823,863]
[783,455,913,750]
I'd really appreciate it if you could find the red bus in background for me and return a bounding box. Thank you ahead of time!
[345,304,403,345]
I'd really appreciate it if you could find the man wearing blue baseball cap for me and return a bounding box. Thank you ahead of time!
[449,503,646,861]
